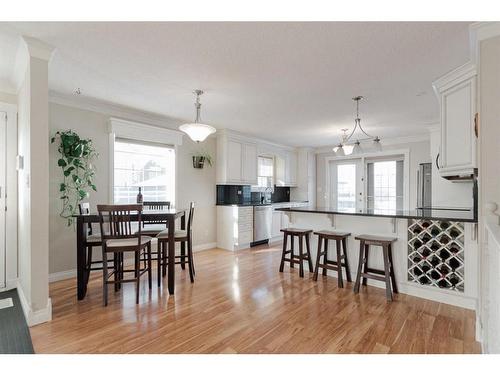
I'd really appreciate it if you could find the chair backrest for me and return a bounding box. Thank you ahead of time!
[142,201,171,226]
[78,202,93,235]
[187,202,195,237]
[97,204,143,244]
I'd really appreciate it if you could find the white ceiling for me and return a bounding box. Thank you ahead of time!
[0,22,471,146]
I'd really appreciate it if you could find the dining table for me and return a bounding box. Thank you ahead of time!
[73,208,187,300]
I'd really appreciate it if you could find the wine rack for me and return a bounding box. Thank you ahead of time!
[407,219,465,292]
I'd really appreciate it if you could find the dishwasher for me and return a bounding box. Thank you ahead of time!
[252,205,272,245]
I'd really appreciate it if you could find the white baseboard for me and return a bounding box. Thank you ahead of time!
[49,242,217,283]
[16,280,52,327]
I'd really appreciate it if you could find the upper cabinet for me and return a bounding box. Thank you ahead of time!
[217,129,297,186]
[216,131,258,185]
[274,150,297,187]
[433,62,477,178]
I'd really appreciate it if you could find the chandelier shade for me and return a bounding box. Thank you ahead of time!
[179,90,216,142]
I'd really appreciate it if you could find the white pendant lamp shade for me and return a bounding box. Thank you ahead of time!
[372,137,382,152]
[179,123,216,143]
[334,144,345,156]
[179,90,216,142]
[351,141,362,155]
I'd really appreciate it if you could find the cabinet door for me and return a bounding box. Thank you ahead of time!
[242,143,257,184]
[281,211,290,229]
[440,76,476,175]
[274,154,286,186]
[287,151,298,186]
[227,140,242,182]
[271,211,282,238]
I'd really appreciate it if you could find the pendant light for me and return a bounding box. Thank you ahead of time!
[179,90,216,142]
[333,96,381,155]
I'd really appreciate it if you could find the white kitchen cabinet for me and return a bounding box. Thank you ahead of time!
[433,62,477,177]
[216,131,258,185]
[274,150,297,187]
[216,205,253,250]
[271,210,282,238]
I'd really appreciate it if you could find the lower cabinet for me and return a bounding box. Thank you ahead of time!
[216,206,254,251]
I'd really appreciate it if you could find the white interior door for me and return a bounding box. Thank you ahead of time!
[329,159,364,212]
[0,112,6,288]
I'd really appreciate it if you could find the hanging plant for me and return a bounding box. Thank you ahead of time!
[51,130,98,226]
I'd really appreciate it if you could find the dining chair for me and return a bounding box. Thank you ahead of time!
[78,202,111,286]
[97,204,153,306]
[140,201,171,235]
[156,202,195,285]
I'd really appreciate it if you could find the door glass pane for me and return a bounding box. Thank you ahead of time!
[367,160,398,211]
[337,164,356,212]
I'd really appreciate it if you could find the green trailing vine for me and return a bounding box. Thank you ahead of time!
[51,130,98,226]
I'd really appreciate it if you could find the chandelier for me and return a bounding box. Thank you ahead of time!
[334,96,381,156]
[179,90,217,142]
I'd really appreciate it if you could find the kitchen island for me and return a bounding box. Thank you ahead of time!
[275,206,478,309]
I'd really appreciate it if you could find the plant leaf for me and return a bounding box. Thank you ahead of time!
[57,158,67,167]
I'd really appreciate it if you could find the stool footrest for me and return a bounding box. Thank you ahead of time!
[366,267,386,276]
[360,273,386,282]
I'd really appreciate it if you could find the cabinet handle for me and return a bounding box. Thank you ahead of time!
[474,112,479,138]
[435,153,440,170]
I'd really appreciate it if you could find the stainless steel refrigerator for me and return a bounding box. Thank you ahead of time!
[417,163,432,208]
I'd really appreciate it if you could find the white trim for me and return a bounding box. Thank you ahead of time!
[324,148,410,211]
[49,90,184,130]
[49,242,217,283]
[470,22,500,64]
[109,117,183,146]
[22,36,55,62]
[16,281,52,327]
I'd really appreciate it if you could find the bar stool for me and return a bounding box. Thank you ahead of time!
[313,230,351,288]
[353,234,398,301]
[279,228,314,277]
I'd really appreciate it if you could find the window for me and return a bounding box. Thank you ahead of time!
[366,159,404,211]
[257,156,274,188]
[113,138,175,204]
[337,164,357,211]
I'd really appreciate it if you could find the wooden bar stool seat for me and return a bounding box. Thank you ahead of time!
[279,228,314,278]
[353,234,398,301]
[313,230,351,288]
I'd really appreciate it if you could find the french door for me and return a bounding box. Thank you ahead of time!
[329,159,364,213]
[0,111,6,288]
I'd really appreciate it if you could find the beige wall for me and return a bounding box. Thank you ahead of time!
[316,140,432,209]
[49,102,216,274]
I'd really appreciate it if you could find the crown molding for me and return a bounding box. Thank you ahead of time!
[470,22,500,64]
[314,133,430,154]
[49,90,185,130]
[22,36,55,62]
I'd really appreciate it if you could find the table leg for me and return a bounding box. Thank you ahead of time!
[167,217,176,295]
[180,214,186,270]
[76,217,87,300]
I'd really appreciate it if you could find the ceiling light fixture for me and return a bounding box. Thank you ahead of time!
[333,96,381,155]
[179,90,216,143]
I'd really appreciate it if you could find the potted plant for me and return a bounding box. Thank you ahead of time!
[51,130,98,226]
[192,152,213,169]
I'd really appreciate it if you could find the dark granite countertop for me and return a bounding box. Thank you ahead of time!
[216,201,308,207]
[275,206,477,223]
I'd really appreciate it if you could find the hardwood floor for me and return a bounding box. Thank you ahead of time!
[30,244,481,353]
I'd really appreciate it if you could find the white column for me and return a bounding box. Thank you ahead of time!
[15,35,54,326]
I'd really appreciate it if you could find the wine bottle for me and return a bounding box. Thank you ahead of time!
[449,229,460,239]
[448,257,460,270]
[420,276,430,285]
[440,221,450,230]
[136,187,143,204]
[429,256,440,267]
[413,267,423,276]
[430,270,441,280]
[430,242,440,251]
[439,264,450,276]
[412,255,422,264]
[438,279,448,288]
[440,235,450,245]
[421,234,432,244]
[421,221,431,228]
[431,227,440,237]
[450,276,460,287]
[413,226,422,235]
[413,240,423,249]
[439,249,450,260]
[421,264,430,274]
[449,245,460,254]
[421,247,431,258]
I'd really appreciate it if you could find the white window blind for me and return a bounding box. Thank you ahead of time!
[257,156,274,188]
